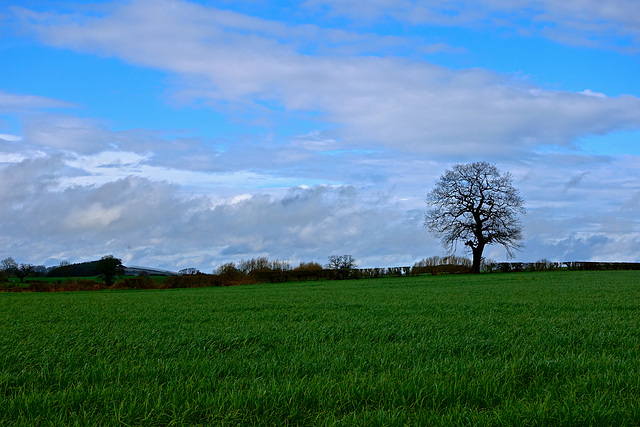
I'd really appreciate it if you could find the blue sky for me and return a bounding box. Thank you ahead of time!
[1,0,639,271]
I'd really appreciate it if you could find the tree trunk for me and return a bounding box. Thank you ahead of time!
[471,245,484,274]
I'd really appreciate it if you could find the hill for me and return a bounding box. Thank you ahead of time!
[46,260,104,277]
[47,260,177,277]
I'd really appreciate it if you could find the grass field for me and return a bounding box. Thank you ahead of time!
[1,271,639,426]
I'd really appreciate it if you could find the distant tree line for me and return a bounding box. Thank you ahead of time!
[46,256,124,279]
[1,255,125,288]
[0,257,46,283]
[483,260,640,273]
[2,253,640,293]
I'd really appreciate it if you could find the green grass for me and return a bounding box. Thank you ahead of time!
[1,271,639,426]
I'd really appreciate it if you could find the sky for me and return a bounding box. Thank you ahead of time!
[1,0,639,272]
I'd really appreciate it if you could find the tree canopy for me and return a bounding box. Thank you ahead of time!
[97,255,125,286]
[425,162,525,273]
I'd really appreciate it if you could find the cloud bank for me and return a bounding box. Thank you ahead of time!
[1,0,639,270]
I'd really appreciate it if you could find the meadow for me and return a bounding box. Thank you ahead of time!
[1,271,639,426]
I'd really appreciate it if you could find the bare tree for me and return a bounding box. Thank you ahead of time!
[327,255,357,279]
[238,257,271,274]
[327,255,357,270]
[425,162,525,274]
[1,257,17,274]
[1,258,34,282]
[14,264,34,283]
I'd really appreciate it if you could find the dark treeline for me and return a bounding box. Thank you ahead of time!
[2,255,640,292]
[487,261,640,272]
[46,260,104,277]
[563,261,640,271]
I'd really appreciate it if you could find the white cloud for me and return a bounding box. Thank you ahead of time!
[303,0,640,51]
[65,202,123,229]
[0,156,438,270]
[580,89,607,98]
[22,115,116,154]
[0,90,75,112]
[13,0,640,158]
[0,134,22,142]
[514,153,640,262]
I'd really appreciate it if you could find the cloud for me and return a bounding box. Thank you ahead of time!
[515,153,640,262]
[303,0,640,51]
[522,232,640,263]
[562,171,590,192]
[13,1,640,158]
[3,109,392,197]
[0,134,22,142]
[2,138,638,269]
[0,155,438,269]
[21,115,116,154]
[64,202,123,229]
[0,90,75,112]
[0,157,57,216]
[580,89,607,98]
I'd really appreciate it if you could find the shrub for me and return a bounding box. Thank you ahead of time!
[360,268,385,279]
[238,258,292,283]
[413,256,442,268]
[165,274,224,288]
[113,276,156,290]
[291,262,325,281]
[27,279,102,292]
[387,267,404,277]
[481,259,498,273]
[215,262,247,285]
[531,259,559,271]
[412,255,472,275]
